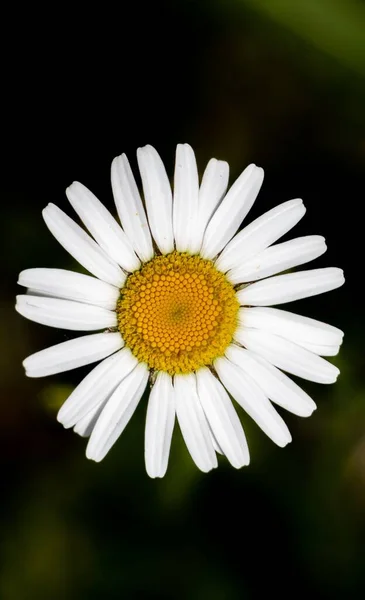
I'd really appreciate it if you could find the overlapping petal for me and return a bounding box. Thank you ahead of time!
[174,374,218,472]
[86,362,149,462]
[111,153,154,262]
[145,372,175,478]
[66,181,140,272]
[23,332,123,378]
[137,145,174,255]
[16,295,117,330]
[18,268,119,310]
[216,198,305,272]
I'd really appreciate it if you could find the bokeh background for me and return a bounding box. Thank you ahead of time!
[2,0,365,598]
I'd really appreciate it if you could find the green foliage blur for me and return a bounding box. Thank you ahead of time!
[2,1,365,598]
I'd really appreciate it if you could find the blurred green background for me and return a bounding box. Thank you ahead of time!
[2,1,365,598]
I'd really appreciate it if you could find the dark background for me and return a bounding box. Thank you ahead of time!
[2,1,365,598]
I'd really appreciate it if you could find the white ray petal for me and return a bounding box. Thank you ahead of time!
[73,397,108,437]
[174,373,218,472]
[209,430,224,455]
[66,181,140,272]
[196,158,229,246]
[237,267,345,306]
[57,348,138,428]
[214,356,292,447]
[73,405,102,437]
[297,341,340,356]
[16,295,117,331]
[200,164,264,259]
[111,153,154,262]
[235,328,339,383]
[86,362,149,462]
[43,204,125,287]
[216,198,305,272]
[196,367,250,468]
[226,345,316,417]
[173,143,200,253]
[238,306,344,348]
[145,372,175,478]
[137,145,174,255]
[23,332,123,378]
[229,235,326,284]
[18,268,120,310]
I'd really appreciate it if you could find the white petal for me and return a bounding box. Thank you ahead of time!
[57,348,138,428]
[111,153,154,262]
[25,288,60,299]
[297,341,340,356]
[214,356,292,447]
[66,181,140,272]
[237,267,345,306]
[226,345,316,417]
[23,332,123,378]
[216,199,305,272]
[137,145,174,254]
[145,372,175,478]
[239,306,344,347]
[196,367,250,468]
[43,204,125,287]
[86,362,149,462]
[16,295,117,331]
[18,268,119,310]
[174,373,218,472]
[235,328,339,383]
[73,399,107,437]
[229,235,326,284]
[195,158,229,247]
[173,143,200,253]
[209,430,224,455]
[200,164,264,259]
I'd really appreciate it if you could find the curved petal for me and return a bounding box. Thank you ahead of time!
[57,348,138,428]
[237,267,345,306]
[297,340,341,356]
[209,430,224,455]
[215,198,305,273]
[73,400,105,438]
[145,371,175,478]
[43,204,125,287]
[66,181,140,272]
[214,356,292,447]
[173,143,200,253]
[238,306,343,348]
[196,367,250,468]
[111,153,154,262]
[16,295,117,331]
[200,164,264,259]
[86,362,149,462]
[23,332,123,378]
[196,158,229,247]
[228,235,326,284]
[226,345,316,417]
[235,328,339,383]
[137,145,174,255]
[17,268,120,311]
[174,373,218,472]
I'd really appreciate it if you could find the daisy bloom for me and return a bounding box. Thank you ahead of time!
[16,144,345,477]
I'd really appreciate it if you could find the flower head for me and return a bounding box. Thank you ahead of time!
[16,144,344,477]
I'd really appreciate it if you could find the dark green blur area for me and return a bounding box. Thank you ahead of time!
[1,0,365,598]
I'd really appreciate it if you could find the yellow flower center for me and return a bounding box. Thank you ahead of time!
[116,251,239,375]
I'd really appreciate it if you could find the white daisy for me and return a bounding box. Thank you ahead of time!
[16,144,345,477]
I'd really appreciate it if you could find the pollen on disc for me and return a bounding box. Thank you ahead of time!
[116,251,239,375]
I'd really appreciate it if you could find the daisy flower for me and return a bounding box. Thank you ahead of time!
[16,144,344,477]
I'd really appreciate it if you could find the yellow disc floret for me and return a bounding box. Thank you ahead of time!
[116,251,239,375]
